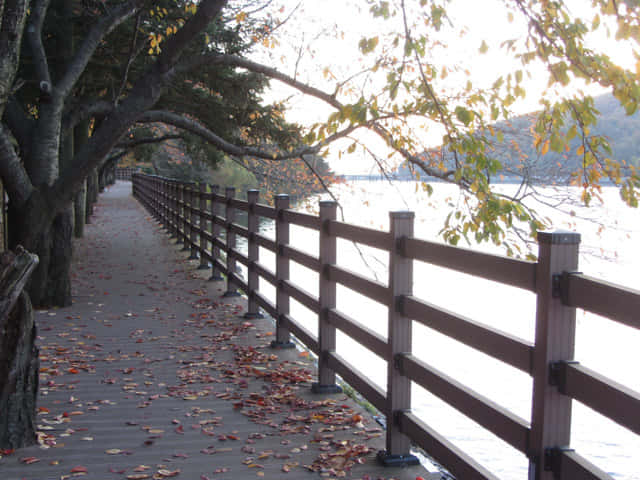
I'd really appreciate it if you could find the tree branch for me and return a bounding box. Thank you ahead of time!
[137,109,363,160]
[25,0,52,91]
[180,53,342,109]
[0,123,33,206]
[0,0,29,116]
[115,11,143,105]
[62,100,114,133]
[58,0,142,98]
[117,134,183,150]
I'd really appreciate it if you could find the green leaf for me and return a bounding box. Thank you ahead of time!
[455,106,472,126]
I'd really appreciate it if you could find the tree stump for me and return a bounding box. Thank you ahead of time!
[0,248,39,449]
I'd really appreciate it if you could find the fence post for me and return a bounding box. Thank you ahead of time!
[312,200,342,394]
[271,194,295,349]
[181,184,192,252]
[155,176,161,220]
[223,187,239,297]
[198,183,210,269]
[245,190,263,319]
[168,181,177,239]
[176,183,185,245]
[379,211,419,467]
[528,230,580,480]
[159,178,166,227]
[209,185,223,281]
[188,183,199,259]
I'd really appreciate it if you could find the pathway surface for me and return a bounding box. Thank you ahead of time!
[1,182,438,480]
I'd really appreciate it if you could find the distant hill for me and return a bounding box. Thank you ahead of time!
[397,93,640,184]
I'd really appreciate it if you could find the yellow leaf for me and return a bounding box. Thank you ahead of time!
[576,145,585,156]
[236,11,247,23]
[541,139,550,155]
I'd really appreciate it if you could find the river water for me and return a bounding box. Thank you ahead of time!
[241,180,639,480]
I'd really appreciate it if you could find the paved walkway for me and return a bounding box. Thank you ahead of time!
[1,182,437,480]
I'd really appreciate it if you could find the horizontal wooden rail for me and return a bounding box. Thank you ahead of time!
[327,220,393,251]
[228,222,249,239]
[563,273,640,330]
[282,280,320,314]
[401,296,533,374]
[398,412,500,480]
[254,203,276,219]
[283,210,322,230]
[326,264,390,305]
[281,245,321,272]
[253,291,277,318]
[557,450,613,480]
[229,197,248,211]
[326,351,387,413]
[253,262,277,286]
[281,313,319,354]
[398,354,530,453]
[254,233,276,252]
[227,248,249,268]
[402,237,537,292]
[326,308,387,359]
[229,271,249,293]
[555,362,640,435]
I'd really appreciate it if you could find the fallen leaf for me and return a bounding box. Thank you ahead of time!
[156,469,180,477]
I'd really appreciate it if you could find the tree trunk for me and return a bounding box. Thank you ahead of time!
[9,193,72,308]
[0,249,39,449]
[74,180,86,238]
[85,169,98,224]
[45,207,73,306]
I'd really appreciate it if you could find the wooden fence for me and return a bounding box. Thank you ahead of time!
[115,167,139,181]
[132,173,640,480]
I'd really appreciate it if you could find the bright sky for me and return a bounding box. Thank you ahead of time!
[253,0,638,174]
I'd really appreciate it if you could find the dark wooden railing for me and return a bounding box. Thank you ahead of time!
[132,173,639,480]
[115,167,139,181]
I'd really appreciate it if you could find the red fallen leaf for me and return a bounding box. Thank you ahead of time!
[0,448,15,456]
[175,425,184,434]
[70,465,88,473]
[20,456,39,464]
[38,407,50,413]
[109,467,127,474]
[68,368,79,374]
[200,476,212,480]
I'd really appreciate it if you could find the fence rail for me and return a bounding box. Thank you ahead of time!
[132,173,640,480]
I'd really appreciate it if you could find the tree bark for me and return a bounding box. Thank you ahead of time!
[74,180,86,238]
[0,248,39,449]
[85,168,98,224]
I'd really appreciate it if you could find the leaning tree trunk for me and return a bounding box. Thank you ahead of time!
[0,248,39,449]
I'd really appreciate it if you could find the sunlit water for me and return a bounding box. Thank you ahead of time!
[235,180,639,480]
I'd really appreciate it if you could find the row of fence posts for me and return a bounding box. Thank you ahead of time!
[137,176,423,465]
[134,174,609,480]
